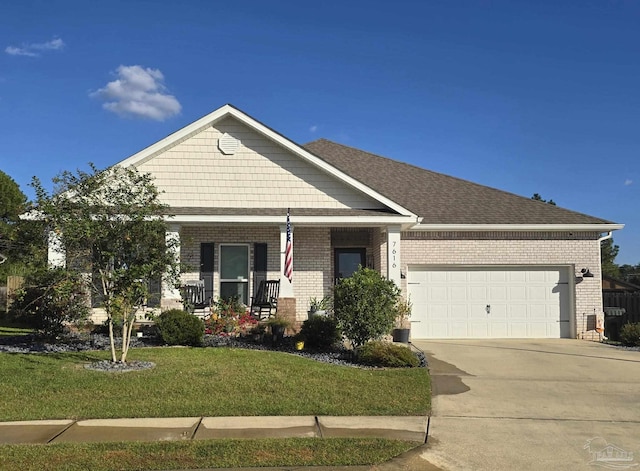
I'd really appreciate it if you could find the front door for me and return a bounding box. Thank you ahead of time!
[334,248,366,281]
[219,244,249,304]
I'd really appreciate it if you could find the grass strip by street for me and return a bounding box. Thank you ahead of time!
[0,437,417,471]
[0,347,430,421]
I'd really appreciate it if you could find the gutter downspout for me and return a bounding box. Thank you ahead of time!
[597,231,613,243]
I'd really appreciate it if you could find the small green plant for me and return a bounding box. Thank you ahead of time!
[265,315,292,328]
[355,341,420,368]
[155,309,204,346]
[265,315,292,345]
[332,267,400,348]
[309,295,332,312]
[620,322,640,347]
[395,296,412,328]
[300,315,342,350]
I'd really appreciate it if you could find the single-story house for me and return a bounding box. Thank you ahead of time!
[58,104,622,340]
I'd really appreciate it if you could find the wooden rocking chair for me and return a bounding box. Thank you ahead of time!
[249,280,280,320]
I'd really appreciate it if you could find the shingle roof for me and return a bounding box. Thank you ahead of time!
[303,139,614,225]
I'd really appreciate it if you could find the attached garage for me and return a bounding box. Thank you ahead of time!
[407,266,572,339]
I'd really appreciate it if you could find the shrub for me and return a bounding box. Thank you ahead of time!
[9,268,89,336]
[355,341,420,368]
[156,309,204,346]
[332,267,400,348]
[620,322,640,347]
[300,315,342,350]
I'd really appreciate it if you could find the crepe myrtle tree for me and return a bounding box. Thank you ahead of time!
[31,164,180,363]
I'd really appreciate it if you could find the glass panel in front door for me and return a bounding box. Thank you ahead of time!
[335,249,366,280]
[220,245,249,304]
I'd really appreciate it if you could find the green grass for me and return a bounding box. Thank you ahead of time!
[0,438,416,471]
[0,347,430,421]
[0,325,34,338]
[0,316,34,338]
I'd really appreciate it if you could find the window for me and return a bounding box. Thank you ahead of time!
[219,244,249,304]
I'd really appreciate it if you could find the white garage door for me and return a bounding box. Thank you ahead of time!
[407,266,571,339]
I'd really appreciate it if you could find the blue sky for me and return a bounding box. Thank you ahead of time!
[1,0,638,264]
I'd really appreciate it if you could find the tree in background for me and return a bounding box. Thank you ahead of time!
[0,171,27,268]
[31,164,180,362]
[619,264,640,286]
[531,193,556,205]
[0,171,46,280]
[601,238,620,278]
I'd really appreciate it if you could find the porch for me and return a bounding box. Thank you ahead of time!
[161,224,403,324]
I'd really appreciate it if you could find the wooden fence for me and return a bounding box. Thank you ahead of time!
[5,276,24,312]
[603,291,640,326]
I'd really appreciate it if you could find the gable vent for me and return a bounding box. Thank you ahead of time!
[218,133,240,155]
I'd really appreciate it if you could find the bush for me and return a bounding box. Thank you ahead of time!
[620,322,640,347]
[156,309,204,346]
[300,315,342,350]
[355,341,420,368]
[332,267,400,348]
[9,268,89,336]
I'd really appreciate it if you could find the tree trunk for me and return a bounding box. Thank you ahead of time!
[108,319,117,363]
[120,322,126,363]
[120,311,136,363]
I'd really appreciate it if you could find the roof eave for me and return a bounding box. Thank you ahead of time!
[408,223,625,232]
[166,214,418,228]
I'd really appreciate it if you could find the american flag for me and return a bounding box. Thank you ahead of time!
[284,209,293,282]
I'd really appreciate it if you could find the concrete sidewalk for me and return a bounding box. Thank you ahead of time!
[0,416,429,444]
[0,416,441,470]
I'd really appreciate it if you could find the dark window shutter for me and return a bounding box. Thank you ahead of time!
[200,243,215,302]
[146,278,161,308]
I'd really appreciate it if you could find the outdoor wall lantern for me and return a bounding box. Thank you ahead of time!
[580,268,594,278]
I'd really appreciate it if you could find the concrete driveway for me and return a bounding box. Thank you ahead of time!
[412,339,640,470]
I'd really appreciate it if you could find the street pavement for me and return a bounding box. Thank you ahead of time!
[413,339,640,470]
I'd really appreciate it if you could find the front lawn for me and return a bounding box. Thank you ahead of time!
[1,438,416,471]
[0,346,430,421]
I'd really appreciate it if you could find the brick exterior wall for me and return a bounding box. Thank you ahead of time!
[400,231,604,339]
[133,225,604,341]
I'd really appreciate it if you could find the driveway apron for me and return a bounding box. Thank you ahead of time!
[413,339,640,471]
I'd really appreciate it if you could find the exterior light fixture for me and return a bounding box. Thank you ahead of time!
[580,268,594,278]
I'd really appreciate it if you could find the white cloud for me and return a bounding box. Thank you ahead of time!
[5,37,65,57]
[309,125,318,133]
[625,179,633,186]
[90,65,181,121]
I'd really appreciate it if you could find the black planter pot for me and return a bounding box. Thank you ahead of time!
[392,328,410,343]
[271,325,286,345]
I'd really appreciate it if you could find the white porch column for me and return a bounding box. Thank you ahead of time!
[47,230,66,268]
[279,223,294,297]
[163,224,181,300]
[387,225,402,287]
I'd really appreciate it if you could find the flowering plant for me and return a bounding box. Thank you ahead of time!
[205,296,257,337]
